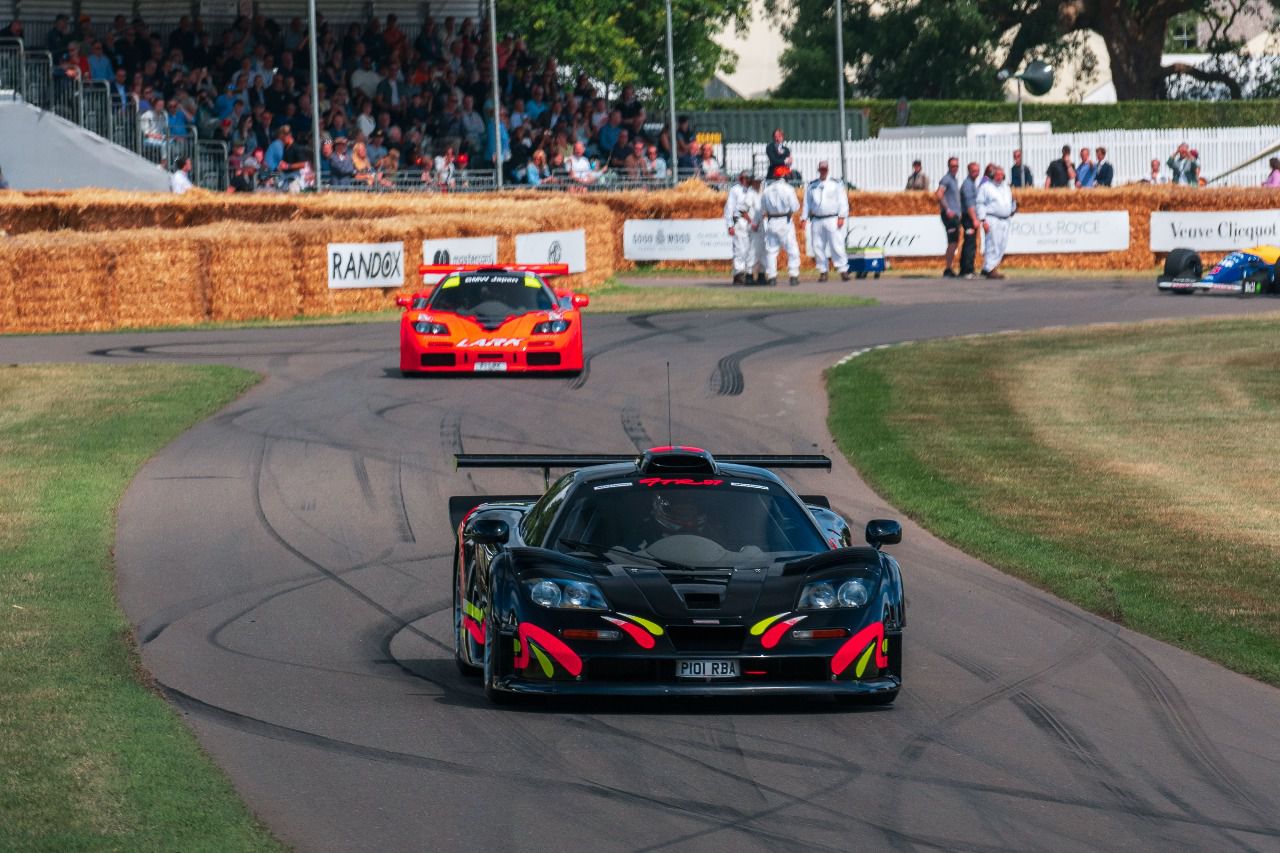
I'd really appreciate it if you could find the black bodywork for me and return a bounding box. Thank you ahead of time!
[451,447,906,705]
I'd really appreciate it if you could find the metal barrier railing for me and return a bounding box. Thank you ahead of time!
[21,51,51,110]
[81,80,112,140]
[195,140,229,191]
[0,38,23,95]
[110,94,141,154]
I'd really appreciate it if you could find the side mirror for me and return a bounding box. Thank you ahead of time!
[470,518,509,546]
[571,293,590,308]
[395,295,411,309]
[865,519,902,549]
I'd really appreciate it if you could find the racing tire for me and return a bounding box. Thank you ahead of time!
[453,547,481,678]
[1163,248,1202,283]
[483,606,516,706]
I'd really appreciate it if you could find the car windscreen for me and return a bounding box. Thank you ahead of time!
[428,273,555,318]
[548,478,828,567]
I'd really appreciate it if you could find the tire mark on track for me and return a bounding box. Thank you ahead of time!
[621,407,652,450]
[351,454,376,506]
[570,313,693,390]
[710,313,808,397]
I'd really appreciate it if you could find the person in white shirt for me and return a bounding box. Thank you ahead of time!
[567,141,595,185]
[976,165,1015,279]
[747,177,766,284]
[801,160,850,282]
[724,171,754,285]
[754,165,801,286]
[169,156,194,194]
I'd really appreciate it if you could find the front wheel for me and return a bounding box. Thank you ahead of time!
[453,547,481,677]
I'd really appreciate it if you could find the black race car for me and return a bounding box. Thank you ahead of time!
[451,446,905,705]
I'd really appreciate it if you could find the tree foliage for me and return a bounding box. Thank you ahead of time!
[767,0,1280,102]
[496,0,748,103]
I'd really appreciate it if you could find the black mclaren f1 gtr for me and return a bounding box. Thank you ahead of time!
[450,446,905,706]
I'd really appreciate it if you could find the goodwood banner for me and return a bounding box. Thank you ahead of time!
[844,211,1130,256]
[515,229,587,273]
[1149,210,1280,251]
[328,242,405,288]
[623,219,733,260]
[421,236,499,283]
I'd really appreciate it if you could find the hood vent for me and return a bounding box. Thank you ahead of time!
[674,583,725,610]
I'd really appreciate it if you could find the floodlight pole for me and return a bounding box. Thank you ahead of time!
[308,0,322,189]
[835,0,847,184]
[1017,77,1024,187]
[489,0,503,188]
[665,0,678,187]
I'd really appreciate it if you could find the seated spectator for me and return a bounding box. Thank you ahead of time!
[697,143,723,184]
[567,140,595,186]
[598,109,623,155]
[228,156,259,193]
[365,129,388,164]
[628,138,647,179]
[375,148,400,187]
[459,94,485,153]
[329,136,356,184]
[525,148,551,186]
[676,115,697,172]
[1264,157,1280,188]
[645,145,668,182]
[607,128,632,172]
[434,145,457,189]
[87,40,114,80]
[170,156,195,193]
[352,139,376,186]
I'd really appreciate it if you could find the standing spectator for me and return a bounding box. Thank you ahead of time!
[140,97,169,147]
[765,128,792,173]
[1095,147,1114,187]
[1045,145,1075,188]
[1264,158,1280,187]
[1147,159,1166,184]
[802,160,850,282]
[47,14,72,60]
[598,110,623,157]
[87,41,114,80]
[1167,142,1199,186]
[959,161,981,279]
[977,166,1015,280]
[755,164,801,286]
[935,157,962,278]
[1010,149,1033,188]
[1075,147,1096,188]
[170,156,195,193]
[675,115,697,173]
[645,145,668,182]
[725,171,753,285]
[905,160,928,190]
[607,129,632,172]
[459,94,485,154]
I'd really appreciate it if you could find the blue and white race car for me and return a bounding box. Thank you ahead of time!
[1158,245,1280,295]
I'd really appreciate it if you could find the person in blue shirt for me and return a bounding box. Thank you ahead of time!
[597,110,623,157]
[86,41,113,81]
[485,109,510,171]
[1075,147,1097,188]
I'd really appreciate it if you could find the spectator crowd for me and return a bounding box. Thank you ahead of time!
[3,11,725,192]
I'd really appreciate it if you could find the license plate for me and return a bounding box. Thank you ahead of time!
[676,659,740,679]
[473,361,508,372]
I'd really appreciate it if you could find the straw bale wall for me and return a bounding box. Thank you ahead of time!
[4,185,1280,332]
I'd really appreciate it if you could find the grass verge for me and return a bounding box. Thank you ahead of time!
[0,364,279,851]
[827,315,1280,685]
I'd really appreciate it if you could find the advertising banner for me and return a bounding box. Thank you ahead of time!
[623,219,733,260]
[842,211,1130,256]
[327,242,404,289]
[514,229,587,273]
[420,236,499,283]
[1150,210,1280,251]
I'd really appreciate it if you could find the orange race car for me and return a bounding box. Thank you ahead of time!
[396,264,589,376]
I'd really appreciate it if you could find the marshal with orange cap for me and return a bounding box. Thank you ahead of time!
[394,264,587,375]
[446,445,907,707]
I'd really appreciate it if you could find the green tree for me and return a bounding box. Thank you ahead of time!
[768,0,1280,102]
[497,0,748,103]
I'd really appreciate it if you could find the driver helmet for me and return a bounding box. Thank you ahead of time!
[652,492,707,532]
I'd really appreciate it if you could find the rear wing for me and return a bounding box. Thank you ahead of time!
[455,452,832,485]
[418,263,570,279]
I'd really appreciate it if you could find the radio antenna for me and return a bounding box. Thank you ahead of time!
[666,361,673,446]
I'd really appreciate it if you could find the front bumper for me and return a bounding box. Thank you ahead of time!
[496,674,901,697]
[399,342,582,373]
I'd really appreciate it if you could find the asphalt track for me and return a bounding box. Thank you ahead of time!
[4,277,1280,852]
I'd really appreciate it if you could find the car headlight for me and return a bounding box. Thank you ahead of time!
[526,578,608,610]
[838,579,870,608]
[413,321,449,335]
[532,319,571,334]
[799,578,872,609]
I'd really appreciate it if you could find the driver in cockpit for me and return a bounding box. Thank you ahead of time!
[637,491,726,549]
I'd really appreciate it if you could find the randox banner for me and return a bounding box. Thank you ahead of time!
[1150,210,1280,251]
[623,219,733,260]
[515,229,587,273]
[843,211,1130,256]
[328,242,405,289]
[420,236,499,283]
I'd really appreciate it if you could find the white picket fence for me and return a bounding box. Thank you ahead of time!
[723,127,1280,191]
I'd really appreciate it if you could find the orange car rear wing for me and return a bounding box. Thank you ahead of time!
[418,264,570,278]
